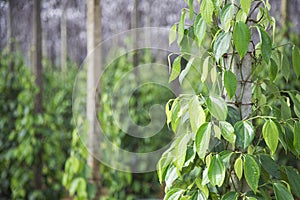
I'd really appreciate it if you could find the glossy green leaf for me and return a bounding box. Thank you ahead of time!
[214,31,231,61]
[224,70,237,99]
[165,165,179,188]
[208,154,226,187]
[240,0,251,14]
[220,150,233,168]
[194,14,207,46]
[294,122,300,155]
[220,121,236,145]
[178,11,186,45]
[233,22,250,58]
[189,95,206,133]
[235,121,255,149]
[285,166,300,198]
[207,95,228,121]
[292,46,300,78]
[164,188,184,200]
[220,4,234,32]
[192,190,207,200]
[258,26,272,63]
[195,122,212,160]
[221,192,238,200]
[179,57,194,84]
[175,133,189,173]
[234,156,243,180]
[169,24,177,45]
[169,56,181,82]
[200,0,214,25]
[273,182,294,200]
[262,119,279,155]
[244,154,260,193]
[171,98,181,132]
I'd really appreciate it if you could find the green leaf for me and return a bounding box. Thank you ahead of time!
[165,165,179,188]
[292,46,300,78]
[194,14,207,46]
[188,0,194,20]
[236,9,247,22]
[157,152,173,183]
[235,121,255,149]
[294,122,300,155]
[233,22,250,58]
[192,190,207,200]
[220,121,236,145]
[262,119,279,155]
[195,122,212,160]
[282,53,290,81]
[164,188,184,200]
[273,182,294,200]
[288,92,300,118]
[234,156,243,180]
[269,59,278,82]
[175,133,189,173]
[189,95,206,133]
[280,97,291,120]
[259,154,281,179]
[171,98,181,132]
[240,0,251,14]
[169,56,181,82]
[179,57,194,84]
[244,154,260,193]
[285,166,300,198]
[166,101,172,126]
[200,0,214,25]
[169,24,177,45]
[207,95,228,121]
[257,26,272,63]
[224,70,237,99]
[222,192,238,200]
[178,11,186,45]
[220,4,234,32]
[214,31,231,61]
[201,56,210,82]
[208,154,226,187]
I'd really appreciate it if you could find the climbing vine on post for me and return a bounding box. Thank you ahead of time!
[158,0,300,199]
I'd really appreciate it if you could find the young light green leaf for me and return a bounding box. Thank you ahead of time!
[221,192,238,200]
[294,122,300,156]
[179,57,194,84]
[169,24,177,45]
[210,66,218,85]
[157,152,173,183]
[262,119,279,155]
[220,121,236,145]
[257,26,272,63]
[244,154,260,193]
[175,133,189,173]
[234,156,243,180]
[213,31,231,61]
[292,46,300,78]
[178,11,186,45]
[189,95,206,133]
[273,182,294,200]
[220,4,234,32]
[208,154,226,187]
[233,22,250,58]
[207,95,228,121]
[224,70,237,99]
[240,0,251,14]
[195,122,212,160]
[169,56,181,82]
[194,14,207,47]
[201,56,210,82]
[235,121,255,149]
[200,0,214,25]
[236,10,247,22]
[188,0,194,20]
